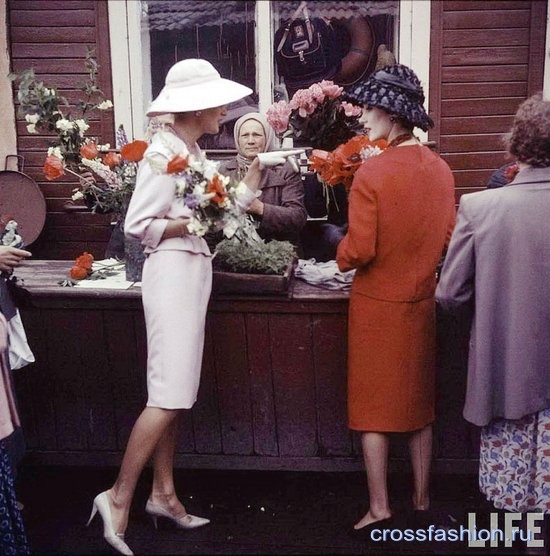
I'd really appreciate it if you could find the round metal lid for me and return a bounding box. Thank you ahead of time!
[0,170,47,246]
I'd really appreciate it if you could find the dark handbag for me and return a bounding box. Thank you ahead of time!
[274,1,341,90]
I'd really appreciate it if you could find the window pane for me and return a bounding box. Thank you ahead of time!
[144,0,257,149]
[271,1,399,101]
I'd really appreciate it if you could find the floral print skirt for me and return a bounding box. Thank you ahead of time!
[0,440,30,555]
[479,408,550,513]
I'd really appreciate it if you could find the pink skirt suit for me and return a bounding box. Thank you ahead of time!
[124,131,212,409]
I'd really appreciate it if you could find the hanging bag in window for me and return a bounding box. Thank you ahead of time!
[274,2,341,91]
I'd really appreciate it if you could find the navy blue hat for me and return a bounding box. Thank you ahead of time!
[344,64,433,131]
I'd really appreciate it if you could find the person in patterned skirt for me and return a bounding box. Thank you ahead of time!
[437,93,550,549]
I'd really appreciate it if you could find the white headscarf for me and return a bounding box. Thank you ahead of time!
[234,113,279,171]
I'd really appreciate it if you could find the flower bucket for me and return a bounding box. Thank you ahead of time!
[124,236,145,282]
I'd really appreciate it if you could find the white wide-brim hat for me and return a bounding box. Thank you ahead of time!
[147,58,253,117]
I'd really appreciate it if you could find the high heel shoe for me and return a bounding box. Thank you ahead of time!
[145,499,210,530]
[87,491,133,556]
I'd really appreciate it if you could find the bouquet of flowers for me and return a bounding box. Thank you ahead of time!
[308,135,387,189]
[10,50,143,217]
[147,134,250,239]
[266,80,362,151]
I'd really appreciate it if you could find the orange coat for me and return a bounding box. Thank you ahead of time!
[337,145,455,432]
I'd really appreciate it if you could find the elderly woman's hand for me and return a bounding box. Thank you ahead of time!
[241,158,263,194]
[0,246,32,273]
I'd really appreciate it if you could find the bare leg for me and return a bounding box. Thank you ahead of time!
[149,416,188,517]
[408,424,432,511]
[354,432,392,529]
[106,407,180,534]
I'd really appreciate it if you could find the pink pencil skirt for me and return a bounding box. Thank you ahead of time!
[141,250,212,409]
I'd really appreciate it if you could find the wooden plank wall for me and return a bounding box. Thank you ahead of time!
[429,0,547,204]
[8,0,115,259]
[14,295,480,472]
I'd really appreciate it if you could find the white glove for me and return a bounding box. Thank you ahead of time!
[257,149,305,172]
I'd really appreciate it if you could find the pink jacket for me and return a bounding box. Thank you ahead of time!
[0,312,20,441]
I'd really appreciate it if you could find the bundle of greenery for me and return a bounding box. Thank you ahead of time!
[213,238,296,275]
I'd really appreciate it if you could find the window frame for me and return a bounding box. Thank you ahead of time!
[108,0,431,142]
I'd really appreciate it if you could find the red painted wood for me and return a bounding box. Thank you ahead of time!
[246,314,278,456]
[441,97,524,117]
[453,169,502,188]
[443,10,530,29]
[443,28,528,47]
[102,310,145,450]
[210,313,254,455]
[270,314,318,457]
[440,134,507,153]
[80,311,118,451]
[443,1,529,10]
[192,324,223,454]
[440,115,515,135]
[441,82,527,99]
[443,152,509,171]
[10,26,95,42]
[442,46,528,66]
[312,314,351,456]
[10,10,95,27]
[442,65,528,82]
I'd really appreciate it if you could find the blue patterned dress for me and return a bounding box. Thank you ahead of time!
[479,408,550,513]
[0,439,29,555]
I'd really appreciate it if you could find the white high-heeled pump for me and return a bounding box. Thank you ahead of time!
[87,491,134,556]
[145,499,210,530]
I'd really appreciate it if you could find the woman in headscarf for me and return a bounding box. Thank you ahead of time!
[218,113,307,245]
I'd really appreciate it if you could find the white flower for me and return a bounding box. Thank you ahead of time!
[97,100,113,110]
[25,113,40,124]
[186,217,208,237]
[360,145,384,160]
[97,143,110,152]
[74,119,90,136]
[72,190,84,201]
[47,146,63,159]
[26,123,37,134]
[55,118,74,132]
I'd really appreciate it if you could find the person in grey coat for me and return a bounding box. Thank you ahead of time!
[436,94,550,535]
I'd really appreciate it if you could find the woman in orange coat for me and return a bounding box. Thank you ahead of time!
[337,64,455,529]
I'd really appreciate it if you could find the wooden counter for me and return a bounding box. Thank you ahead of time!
[12,261,478,472]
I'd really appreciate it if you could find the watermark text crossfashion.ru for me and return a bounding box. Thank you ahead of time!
[369,512,545,548]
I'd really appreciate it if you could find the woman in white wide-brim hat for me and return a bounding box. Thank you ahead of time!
[86,59,262,555]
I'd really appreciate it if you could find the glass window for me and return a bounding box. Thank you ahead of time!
[271,1,399,102]
[145,0,257,150]
[142,1,398,150]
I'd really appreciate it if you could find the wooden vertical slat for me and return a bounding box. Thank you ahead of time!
[312,314,351,456]
[82,311,117,451]
[192,322,222,454]
[527,0,547,96]
[103,310,143,450]
[428,0,444,150]
[246,313,278,457]
[44,309,90,450]
[270,314,318,457]
[210,313,254,455]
